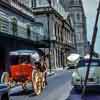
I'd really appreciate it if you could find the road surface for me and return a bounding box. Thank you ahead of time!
[10,69,100,100]
[10,70,72,100]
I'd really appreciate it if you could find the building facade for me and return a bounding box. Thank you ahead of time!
[0,0,47,72]
[32,0,76,69]
[60,0,87,57]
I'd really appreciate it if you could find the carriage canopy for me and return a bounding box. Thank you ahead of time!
[9,49,44,64]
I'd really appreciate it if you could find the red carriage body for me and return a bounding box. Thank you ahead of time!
[1,50,46,95]
[10,64,33,81]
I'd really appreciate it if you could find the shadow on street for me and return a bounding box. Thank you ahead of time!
[66,88,100,100]
[10,90,36,97]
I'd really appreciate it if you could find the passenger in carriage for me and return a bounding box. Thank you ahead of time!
[18,56,31,65]
[34,61,41,71]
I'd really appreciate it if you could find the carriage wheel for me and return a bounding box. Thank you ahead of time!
[32,71,43,95]
[42,76,46,89]
[1,72,9,85]
[10,81,16,88]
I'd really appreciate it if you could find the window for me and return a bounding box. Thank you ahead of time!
[36,0,43,7]
[77,13,80,21]
[36,0,49,7]
[77,33,81,41]
[58,25,60,41]
[32,0,36,8]
[27,24,31,38]
[78,59,100,67]
[11,17,18,35]
[18,0,31,7]
[74,0,80,4]
[32,22,43,35]
[55,22,58,40]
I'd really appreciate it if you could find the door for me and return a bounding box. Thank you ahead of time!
[0,48,6,78]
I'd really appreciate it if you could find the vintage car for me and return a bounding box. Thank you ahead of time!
[67,53,80,69]
[72,58,100,90]
[1,49,46,95]
[0,84,9,100]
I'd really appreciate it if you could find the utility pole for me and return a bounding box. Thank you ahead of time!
[82,0,100,96]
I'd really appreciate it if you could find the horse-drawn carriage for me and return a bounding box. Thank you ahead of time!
[1,49,46,95]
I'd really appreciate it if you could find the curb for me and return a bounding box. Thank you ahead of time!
[47,72,55,77]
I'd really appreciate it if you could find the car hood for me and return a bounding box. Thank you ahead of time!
[77,67,100,79]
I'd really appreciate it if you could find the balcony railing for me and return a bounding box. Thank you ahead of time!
[0,17,48,42]
[1,0,34,18]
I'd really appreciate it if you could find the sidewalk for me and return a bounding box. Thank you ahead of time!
[47,71,55,77]
[47,67,67,77]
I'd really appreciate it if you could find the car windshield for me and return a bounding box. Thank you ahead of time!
[78,59,100,67]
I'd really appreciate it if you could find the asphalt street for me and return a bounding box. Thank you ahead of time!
[10,70,72,100]
[9,69,100,100]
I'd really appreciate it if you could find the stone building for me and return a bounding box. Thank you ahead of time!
[32,0,76,69]
[0,0,47,72]
[60,0,87,56]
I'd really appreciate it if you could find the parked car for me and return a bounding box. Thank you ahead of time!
[0,84,9,100]
[72,58,100,90]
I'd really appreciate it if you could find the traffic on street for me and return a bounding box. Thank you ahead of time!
[10,70,72,100]
[9,68,100,100]
[0,0,100,100]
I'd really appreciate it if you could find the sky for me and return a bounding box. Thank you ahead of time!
[82,0,100,53]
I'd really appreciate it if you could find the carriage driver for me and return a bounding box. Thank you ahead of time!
[40,54,48,85]
[32,53,48,86]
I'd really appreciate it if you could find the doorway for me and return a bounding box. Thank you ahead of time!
[0,47,6,77]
